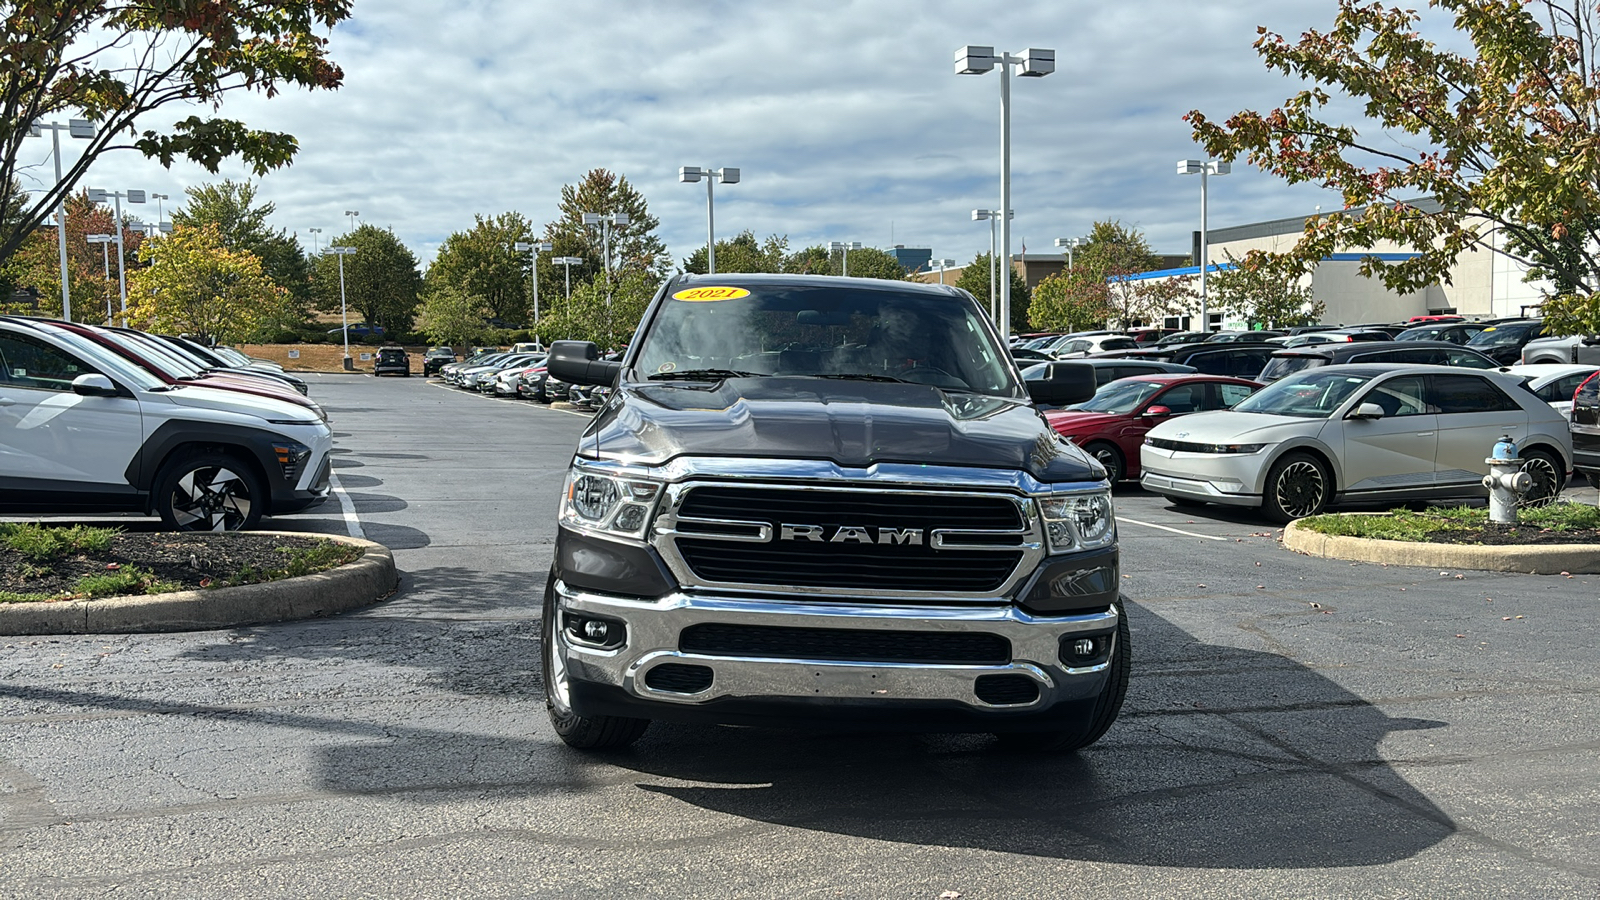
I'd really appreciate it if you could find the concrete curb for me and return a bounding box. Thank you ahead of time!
[1282,519,1600,574]
[0,532,397,636]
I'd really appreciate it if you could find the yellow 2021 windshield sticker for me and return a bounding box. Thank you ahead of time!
[672,286,751,302]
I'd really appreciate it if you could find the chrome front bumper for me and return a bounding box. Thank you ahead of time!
[553,580,1117,715]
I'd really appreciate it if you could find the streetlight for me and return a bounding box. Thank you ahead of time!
[86,234,113,323]
[27,117,96,321]
[1178,159,1230,332]
[552,256,583,300]
[513,240,554,325]
[580,212,630,279]
[344,210,360,231]
[678,166,739,274]
[1054,236,1082,270]
[956,44,1054,338]
[86,187,145,325]
[971,209,1013,320]
[930,257,956,286]
[307,227,322,254]
[328,246,357,368]
[828,241,863,277]
[150,193,169,225]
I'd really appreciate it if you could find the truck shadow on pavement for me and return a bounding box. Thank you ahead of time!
[611,602,1455,869]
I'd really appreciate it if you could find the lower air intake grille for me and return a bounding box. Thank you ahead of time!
[680,623,1010,665]
[973,674,1040,705]
[644,663,713,694]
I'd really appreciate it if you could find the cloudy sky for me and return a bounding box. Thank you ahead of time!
[43,0,1376,270]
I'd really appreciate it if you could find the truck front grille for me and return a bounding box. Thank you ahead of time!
[680,623,1010,665]
[663,485,1031,595]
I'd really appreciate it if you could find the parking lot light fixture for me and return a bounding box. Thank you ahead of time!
[328,246,357,367]
[972,209,1013,321]
[344,210,360,231]
[956,45,1054,338]
[86,234,113,322]
[553,256,584,300]
[827,241,863,277]
[307,227,322,254]
[930,257,956,286]
[1178,159,1230,331]
[679,166,740,274]
[28,118,96,321]
[86,187,145,326]
[1054,236,1082,270]
[514,240,555,325]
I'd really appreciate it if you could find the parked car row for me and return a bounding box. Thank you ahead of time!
[0,316,331,531]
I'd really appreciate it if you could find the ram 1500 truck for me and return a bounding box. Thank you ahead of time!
[543,274,1128,751]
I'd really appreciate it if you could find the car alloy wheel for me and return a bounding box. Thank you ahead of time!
[1518,449,1563,509]
[1085,442,1124,483]
[155,455,265,532]
[1265,454,1330,523]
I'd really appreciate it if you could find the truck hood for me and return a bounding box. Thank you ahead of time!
[581,377,1099,482]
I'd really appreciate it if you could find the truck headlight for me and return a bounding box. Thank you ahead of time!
[1036,491,1115,553]
[559,464,662,540]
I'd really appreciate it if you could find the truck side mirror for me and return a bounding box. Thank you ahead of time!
[547,340,622,388]
[1026,362,1096,407]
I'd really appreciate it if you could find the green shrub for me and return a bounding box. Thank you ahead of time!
[215,541,362,587]
[361,333,385,346]
[271,330,301,344]
[73,566,177,598]
[1,523,119,561]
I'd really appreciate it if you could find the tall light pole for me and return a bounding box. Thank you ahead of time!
[27,118,96,321]
[150,193,169,225]
[930,257,956,286]
[328,246,357,368]
[514,240,554,326]
[580,212,630,279]
[86,234,113,323]
[344,210,360,232]
[678,166,740,274]
[307,227,322,254]
[971,209,1013,321]
[1054,236,1082,270]
[553,256,583,300]
[956,45,1054,338]
[1179,159,1230,332]
[828,241,863,276]
[86,187,145,325]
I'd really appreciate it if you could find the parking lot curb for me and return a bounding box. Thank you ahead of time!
[0,532,397,636]
[1282,519,1600,574]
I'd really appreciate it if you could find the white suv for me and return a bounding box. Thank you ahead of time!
[0,318,332,531]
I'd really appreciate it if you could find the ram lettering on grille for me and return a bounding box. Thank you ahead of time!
[779,524,924,545]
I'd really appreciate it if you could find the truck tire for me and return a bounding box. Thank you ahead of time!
[542,575,650,750]
[995,600,1130,752]
[153,451,266,532]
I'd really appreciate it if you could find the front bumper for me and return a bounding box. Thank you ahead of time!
[553,579,1118,728]
[1139,445,1267,507]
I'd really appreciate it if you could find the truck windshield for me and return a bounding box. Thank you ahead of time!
[632,284,1021,396]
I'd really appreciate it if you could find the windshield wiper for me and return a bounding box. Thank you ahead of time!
[646,368,762,381]
[814,373,913,383]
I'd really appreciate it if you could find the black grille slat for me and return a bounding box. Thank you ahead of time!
[974,674,1040,705]
[672,486,1026,593]
[681,624,1010,665]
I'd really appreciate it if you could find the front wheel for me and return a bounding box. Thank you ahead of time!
[995,600,1130,752]
[153,452,266,532]
[542,575,650,750]
[1084,441,1125,484]
[1262,452,1331,524]
[1519,448,1565,508]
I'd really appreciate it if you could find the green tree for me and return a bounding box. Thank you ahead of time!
[1184,0,1600,331]
[1209,251,1325,329]
[784,245,833,275]
[426,212,539,324]
[417,283,490,348]
[1061,222,1193,327]
[954,252,1033,331]
[0,0,350,268]
[681,230,790,274]
[2,189,123,320]
[172,180,310,322]
[536,269,660,350]
[542,169,666,293]
[311,225,422,334]
[1028,272,1110,332]
[124,223,287,343]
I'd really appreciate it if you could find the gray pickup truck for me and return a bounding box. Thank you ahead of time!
[542,274,1129,751]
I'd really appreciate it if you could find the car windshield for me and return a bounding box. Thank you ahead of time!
[1258,355,1321,382]
[1469,323,1541,348]
[1232,370,1375,418]
[1070,378,1165,414]
[632,284,1021,396]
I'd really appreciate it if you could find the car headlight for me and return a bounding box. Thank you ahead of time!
[559,464,662,540]
[1035,491,1115,553]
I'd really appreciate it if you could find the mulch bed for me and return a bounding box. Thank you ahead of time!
[1,532,337,598]
[1407,526,1600,546]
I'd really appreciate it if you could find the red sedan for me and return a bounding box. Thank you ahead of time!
[1044,374,1261,483]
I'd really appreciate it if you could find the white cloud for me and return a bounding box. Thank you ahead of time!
[72,0,1367,269]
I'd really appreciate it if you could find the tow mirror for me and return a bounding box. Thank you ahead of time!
[71,373,119,397]
[1026,361,1096,407]
[548,341,622,388]
[1349,402,1385,420]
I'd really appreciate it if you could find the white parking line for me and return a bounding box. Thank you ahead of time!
[427,380,593,417]
[1116,516,1228,541]
[327,471,365,540]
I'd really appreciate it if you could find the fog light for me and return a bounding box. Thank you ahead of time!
[1072,638,1095,656]
[564,613,626,649]
[583,620,609,641]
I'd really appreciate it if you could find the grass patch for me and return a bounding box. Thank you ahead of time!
[0,590,59,603]
[213,541,362,588]
[73,566,179,598]
[0,522,119,562]
[1299,502,1600,541]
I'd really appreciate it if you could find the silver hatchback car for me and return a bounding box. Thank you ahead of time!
[1139,364,1573,523]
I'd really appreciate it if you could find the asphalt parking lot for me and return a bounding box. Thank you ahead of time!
[3,373,1598,898]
